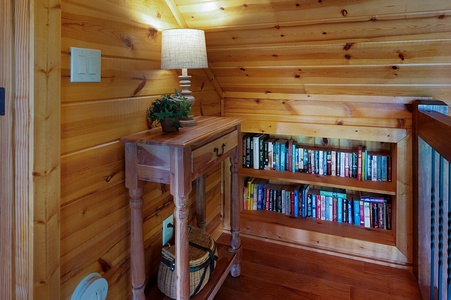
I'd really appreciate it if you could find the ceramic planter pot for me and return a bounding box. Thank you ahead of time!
[160,118,180,133]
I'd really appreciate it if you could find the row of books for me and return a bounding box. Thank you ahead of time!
[242,133,393,182]
[243,177,392,230]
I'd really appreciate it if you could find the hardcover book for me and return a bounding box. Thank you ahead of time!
[353,199,360,226]
[357,145,362,181]
[331,150,337,176]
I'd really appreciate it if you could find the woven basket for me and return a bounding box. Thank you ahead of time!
[157,226,217,299]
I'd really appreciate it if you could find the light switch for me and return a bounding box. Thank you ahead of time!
[70,47,101,82]
[78,55,87,74]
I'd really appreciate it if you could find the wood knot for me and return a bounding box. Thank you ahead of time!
[148,27,158,38]
[344,54,351,60]
[272,54,279,57]
[296,3,300,7]
[220,7,225,10]
[98,258,112,272]
[398,53,405,60]
[392,65,398,70]
[294,74,301,78]
[275,25,281,30]
[243,4,248,8]
[322,32,327,35]
[122,35,134,49]
[322,138,329,145]
[341,9,348,16]
[343,42,354,51]
[438,14,445,19]
[240,67,246,71]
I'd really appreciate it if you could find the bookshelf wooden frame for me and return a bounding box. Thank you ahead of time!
[237,123,413,267]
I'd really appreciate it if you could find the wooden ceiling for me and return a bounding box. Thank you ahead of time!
[165,0,451,100]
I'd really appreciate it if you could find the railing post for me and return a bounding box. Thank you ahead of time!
[431,148,436,300]
[438,156,444,300]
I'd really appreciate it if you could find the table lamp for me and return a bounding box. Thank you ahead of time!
[161,28,208,126]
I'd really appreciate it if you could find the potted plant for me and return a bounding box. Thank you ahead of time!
[146,90,191,132]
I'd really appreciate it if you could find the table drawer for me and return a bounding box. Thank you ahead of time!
[192,130,238,175]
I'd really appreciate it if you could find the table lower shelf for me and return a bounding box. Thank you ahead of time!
[147,243,238,300]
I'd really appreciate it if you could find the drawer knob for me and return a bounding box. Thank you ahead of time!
[214,143,226,157]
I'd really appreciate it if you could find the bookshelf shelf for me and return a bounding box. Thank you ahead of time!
[239,168,396,195]
[241,210,394,245]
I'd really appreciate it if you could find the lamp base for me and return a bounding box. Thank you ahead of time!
[180,115,197,127]
[178,71,197,127]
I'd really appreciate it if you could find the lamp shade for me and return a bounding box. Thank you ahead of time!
[161,29,208,70]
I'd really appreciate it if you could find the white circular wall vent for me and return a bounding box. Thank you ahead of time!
[71,272,108,300]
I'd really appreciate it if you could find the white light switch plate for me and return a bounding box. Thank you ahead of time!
[70,47,101,82]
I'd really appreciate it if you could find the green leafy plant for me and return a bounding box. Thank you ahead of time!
[146,90,191,130]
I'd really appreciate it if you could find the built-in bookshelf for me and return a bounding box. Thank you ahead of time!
[237,131,412,267]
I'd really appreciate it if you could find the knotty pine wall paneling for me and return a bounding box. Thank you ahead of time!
[198,0,451,103]
[60,1,221,298]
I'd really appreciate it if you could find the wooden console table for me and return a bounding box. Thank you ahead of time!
[120,116,242,300]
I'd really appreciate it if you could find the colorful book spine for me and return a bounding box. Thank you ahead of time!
[364,202,371,228]
[357,146,362,181]
[311,193,317,219]
[318,150,324,176]
[347,199,353,225]
[337,197,343,223]
[331,150,337,176]
[353,199,360,226]
[303,148,309,173]
[294,187,300,218]
[387,156,392,182]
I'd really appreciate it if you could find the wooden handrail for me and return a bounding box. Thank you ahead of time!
[417,110,451,162]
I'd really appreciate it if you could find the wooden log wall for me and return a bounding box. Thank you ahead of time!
[60,0,220,298]
[1,0,16,298]
[196,0,451,103]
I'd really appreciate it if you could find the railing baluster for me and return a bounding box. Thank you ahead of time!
[447,161,451,299]
[431,148,436,300]
[438,155,444,300]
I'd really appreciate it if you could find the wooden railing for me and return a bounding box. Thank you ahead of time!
[413,100,451,299]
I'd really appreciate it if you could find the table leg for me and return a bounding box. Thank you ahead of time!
[229,152,241,277]
[174,195,190,300]
[196,175,206,230]
[129,185,146,300]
